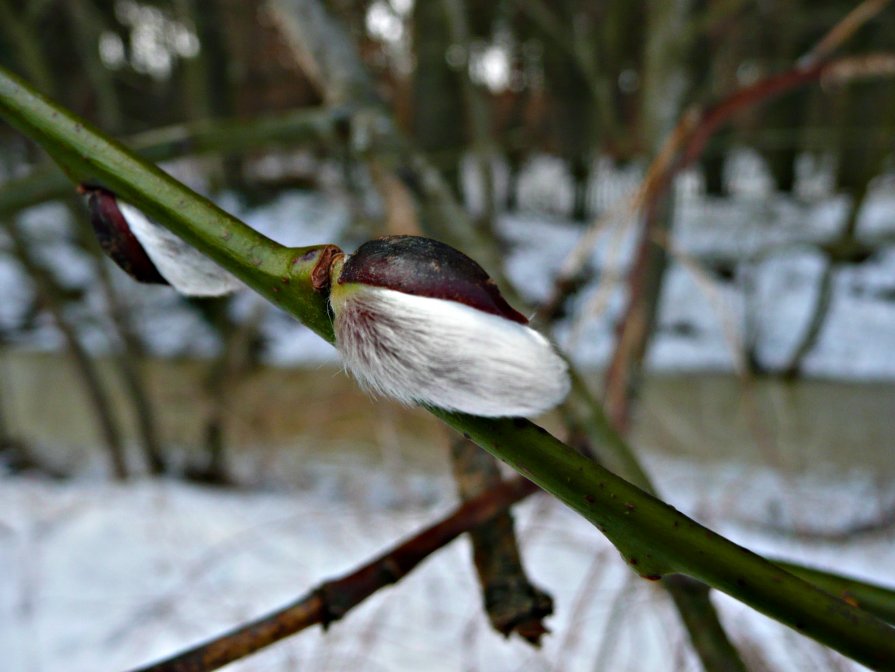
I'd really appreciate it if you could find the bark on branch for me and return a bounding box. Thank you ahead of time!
[128,477,539,672]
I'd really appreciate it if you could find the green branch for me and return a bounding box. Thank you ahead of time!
[0,105,345,217]
[267,2,744,667]
[1,66,894,669]
[0,70,334,341]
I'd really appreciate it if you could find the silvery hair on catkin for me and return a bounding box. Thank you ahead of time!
[118,202,242,297]
[331,284,570,417]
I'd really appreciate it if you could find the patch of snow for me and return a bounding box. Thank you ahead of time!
[1,453,890,672]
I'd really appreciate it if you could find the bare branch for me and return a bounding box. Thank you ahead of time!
[128,478,539,672]
[800,0,893,66]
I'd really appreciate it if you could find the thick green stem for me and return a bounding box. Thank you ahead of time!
[778,561,895,625]
[0,106,345,217]
[1,66,894,669]
[433,409,895,669]
[0,67,335,341]
[569,377,748,672]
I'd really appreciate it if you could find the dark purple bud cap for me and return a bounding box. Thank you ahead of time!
[337,235,528,324]
[80,185,169,285]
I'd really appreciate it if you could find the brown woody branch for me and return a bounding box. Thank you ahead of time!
[597,52,895,430]
[128,477,539,672]
[449,437,553,644]
[544,51,895,333]
[800,0,892,66]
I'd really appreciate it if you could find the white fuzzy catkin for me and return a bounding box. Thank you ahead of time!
[331,285,570,417]
[118,202,242,297]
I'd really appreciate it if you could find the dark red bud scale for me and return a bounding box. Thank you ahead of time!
[337,235,528,324]
[329,234,569,415]
[80,185,169,286]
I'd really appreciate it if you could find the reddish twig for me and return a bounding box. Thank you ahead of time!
[602,193,672,432]
[800,0,892,66]
[128,477,539,672]
[546,51,895,330]
[599,52,895,430]
[680,61,826,168]
[679,53,895,171]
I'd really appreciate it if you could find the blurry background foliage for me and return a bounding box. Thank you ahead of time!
[1,1,892,201]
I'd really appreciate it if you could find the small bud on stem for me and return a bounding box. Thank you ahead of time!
[80,185,169,285]
[79,190,568,417]
[80,185,240,297]
[328,236,569,417]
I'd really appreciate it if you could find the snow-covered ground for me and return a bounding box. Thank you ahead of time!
[1,453,891,672]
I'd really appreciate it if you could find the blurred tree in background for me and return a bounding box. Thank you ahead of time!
[2,1,891,204]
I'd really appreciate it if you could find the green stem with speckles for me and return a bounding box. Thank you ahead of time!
[0,105,346,217]
[1,66,894,669]
[0,68,334,341]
